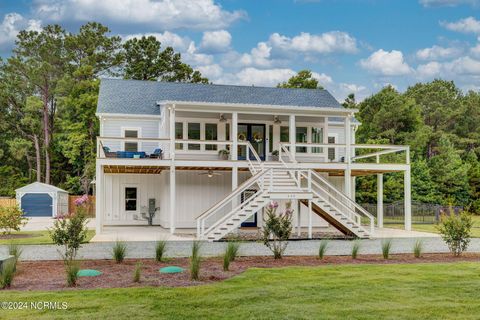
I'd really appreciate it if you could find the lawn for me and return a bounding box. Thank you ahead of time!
[2,262,480,319]
[0,230,95,245]
[389,215,480,237]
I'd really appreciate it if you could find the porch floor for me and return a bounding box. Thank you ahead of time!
[91,226,438,242]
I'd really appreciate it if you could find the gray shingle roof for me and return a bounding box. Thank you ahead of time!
[97,78,343,115]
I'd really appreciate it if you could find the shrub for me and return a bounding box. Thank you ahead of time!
[413,239,423,258]
[223,242,240,271]
[190,241,202,281]
[155,240,167,262]
[0,259,16,289]
[64,259,80,287]
[351,241,361,259]
[381,239,392,259]
[437,210,473,256]
[318,240,329,260]
[8,243,22,262]
[0,206,28,235]
[262,201,293,259]
[113,241,127,263]
[133,262,142,283]
[49,212,89,261]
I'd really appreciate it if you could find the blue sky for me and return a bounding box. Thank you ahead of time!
[1,0,480,101]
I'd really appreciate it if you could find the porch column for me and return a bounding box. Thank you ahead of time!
[95,162,103,235]
[308,200,313,239]
[344,115,352,198]
[169,167,176,234]
[289,115,296,158]
[404,167,412,231]
[169,105,176,234]
[232,166,239,209]
[377,173,384,228]
[231,112,238,160]
[297,200,301,236]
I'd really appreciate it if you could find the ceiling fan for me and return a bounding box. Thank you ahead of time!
[198,170,222,178]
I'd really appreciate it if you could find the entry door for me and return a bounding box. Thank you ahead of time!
[237,124,266,161]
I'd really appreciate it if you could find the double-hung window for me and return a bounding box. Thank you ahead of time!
[205,123,218,151]
[188,123,201,150]
[123,129,138,152]
[125,187,137,211]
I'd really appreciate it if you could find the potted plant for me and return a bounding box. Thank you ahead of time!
[271,150,279,161]
[218,149,230,160]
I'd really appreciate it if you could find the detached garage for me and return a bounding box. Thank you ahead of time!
[16,182,69,217]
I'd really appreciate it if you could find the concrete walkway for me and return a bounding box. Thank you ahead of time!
[3,236,479,261]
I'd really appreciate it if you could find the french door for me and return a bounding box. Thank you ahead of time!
[237,123,266,161]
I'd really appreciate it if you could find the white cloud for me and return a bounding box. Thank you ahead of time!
[199,30,231,53]
[239,42,273,67]
[470,43,480,57]
[416,45,462,60]
[196,64,223,79]
[232,67,296,86]
[420,0,479,6]
[184,42,214,66]
[359,49,412,76]
[445,56,480,75]
[268,31,358,55]
[441,17,480,34]
[0,13,41,50]
[416,61,442,78]
[33,0,246,30]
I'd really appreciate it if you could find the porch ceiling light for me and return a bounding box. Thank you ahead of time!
[274,116,281,124]
[198,170,222,178]
[219,113,227,122]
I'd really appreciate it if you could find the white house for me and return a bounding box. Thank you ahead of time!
[95,79,411,241]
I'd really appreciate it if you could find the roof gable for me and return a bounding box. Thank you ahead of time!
[15,182,68,193]
[97,78,343,115]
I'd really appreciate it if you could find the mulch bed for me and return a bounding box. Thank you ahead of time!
[6,253,480,291]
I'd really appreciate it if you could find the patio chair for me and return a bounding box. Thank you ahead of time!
[102,146,117,158]
[149,148,163,159]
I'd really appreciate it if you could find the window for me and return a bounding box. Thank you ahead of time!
[280,126,289,142]
[125,187,137,211]
[296,127,307,153]
[175,122,183,150]
[205,123,218,150]
[188,123,200,150]
[123,129,138,152]
[311,127,324,153]
[226,123,230,141]
[328,135,336,161]
[269,125,273,153]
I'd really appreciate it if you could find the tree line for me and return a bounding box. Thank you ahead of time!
[0,22,208,196]
[1,23,479,212]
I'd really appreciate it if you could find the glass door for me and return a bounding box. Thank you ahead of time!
[237,123,266,161]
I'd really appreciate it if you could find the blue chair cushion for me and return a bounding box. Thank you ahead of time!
[116,151,147,158]
[103,146,111,152]
[153,148,163,155]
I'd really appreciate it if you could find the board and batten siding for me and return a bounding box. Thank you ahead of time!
[102,117,163,154]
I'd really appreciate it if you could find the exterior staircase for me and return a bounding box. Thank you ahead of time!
[196,145,374,241]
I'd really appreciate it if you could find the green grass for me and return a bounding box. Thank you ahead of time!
[0,230,95,245]
[389,215,480,237]
[3,262,480,319]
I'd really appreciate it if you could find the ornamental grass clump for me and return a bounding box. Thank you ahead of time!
[413,239,423,258]
[223,242,240,271]
[133,262,142,283]
[0,260,17,289]
[437,210,473,257]
[64,259,80,287]
[318,240,329,260]
[190,241,202,281]
[262,201,293,259]
[113,241,127,263]
[155,240,167,262]
[381,239,392,259]
[351,240,361,259]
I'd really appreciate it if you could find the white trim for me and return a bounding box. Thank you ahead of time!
[96,113,162,119]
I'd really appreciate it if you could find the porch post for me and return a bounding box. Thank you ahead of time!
[404,167,412,231]
[377,173,384,228]
[232,112,238,161]
[289,115,296,158]
[297,200,301,236]
[95,162,103,235]
[169,105,176,234]
[232,166,238,210]
[308,200,313,239]
[344,115,352,198]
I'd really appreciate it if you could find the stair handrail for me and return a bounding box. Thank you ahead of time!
[196,168,272,236]
[305,170,374,234]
